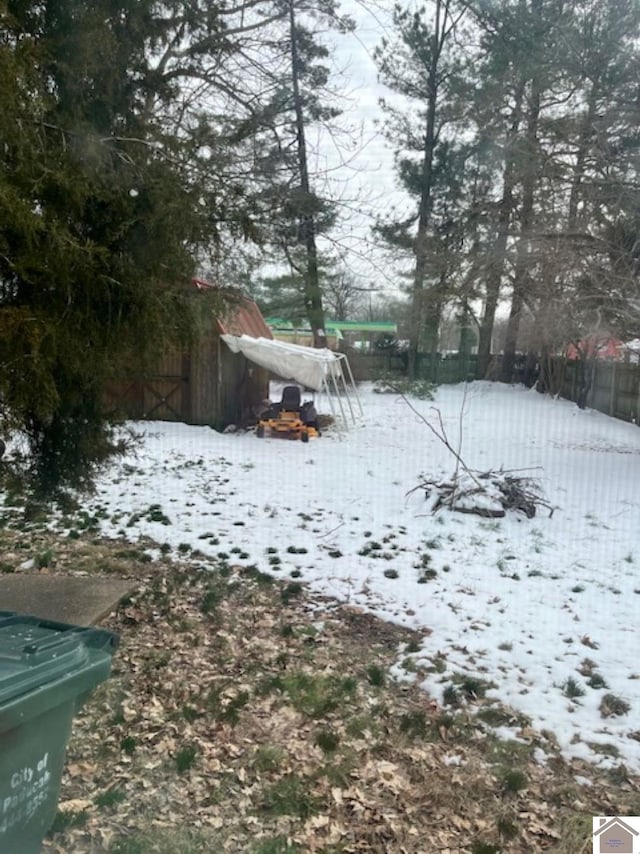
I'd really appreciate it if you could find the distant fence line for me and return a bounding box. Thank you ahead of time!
[346,351,640,426]
[548,356,640,425]
[346,351,478,385]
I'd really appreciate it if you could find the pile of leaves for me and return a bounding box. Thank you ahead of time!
[0,526,637,853]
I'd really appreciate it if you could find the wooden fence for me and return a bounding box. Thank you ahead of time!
[551,357,640,424]
[346,351,478,384]
[349,350,640,427]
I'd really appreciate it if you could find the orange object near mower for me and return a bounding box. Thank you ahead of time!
[256,386,320,442]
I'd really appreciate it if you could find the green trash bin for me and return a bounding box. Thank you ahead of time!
[0,611,119,854]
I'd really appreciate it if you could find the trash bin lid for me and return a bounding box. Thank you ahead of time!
[0,613,112,705]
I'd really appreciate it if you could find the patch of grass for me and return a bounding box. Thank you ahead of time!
[500,768,528,795]
[280,672,357,718]
[496,814,519,840]
[182,704,201,723]
[443,685,461,707]
[110,828,224,853]
[206,688,250,725]
[241,565,274,584]
[201,587,223,614]
[383,568,399,579]
[146,504,171,525]
[345,713,379,739]
[260,774,319,819]
[452,674,495,701]
[49,808,88,834]
[471,842,501,854]
[562,677,585,699]
[485,735,534,767]
[599,693,631,717]
[94,788,127,809]
[254,745,286,773]
[373,374,436,400]
[35,548,55,569]
[427,654,447,674]
[571,584,585,593]
[252,838,302,854]
[555,814,594,854]
[586,741,620,758]
[120,736,137,755]
[175,744,198,774]
[366,664,386,687]
[606,765,631,785]
[477,706,517,728]
[314,728,341,753]
[399,710,429,739]
[498,641,513,652]
[280,582,303,604]
[587,673,608,690]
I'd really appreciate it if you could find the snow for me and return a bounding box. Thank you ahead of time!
[80,382,640,772]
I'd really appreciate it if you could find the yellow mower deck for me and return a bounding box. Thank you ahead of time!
[256,410,319,442]
[256,385,320,442]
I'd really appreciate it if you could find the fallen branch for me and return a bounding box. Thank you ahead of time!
[410,470,554,519]
[393,384,555,520]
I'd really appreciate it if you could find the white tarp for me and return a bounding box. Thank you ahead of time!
[221,334,341,391]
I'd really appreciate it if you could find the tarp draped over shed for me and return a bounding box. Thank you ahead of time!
[220,334,362,425]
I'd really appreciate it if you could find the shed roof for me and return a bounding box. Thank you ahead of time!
[216,298,273,339]
[192,279,272,340]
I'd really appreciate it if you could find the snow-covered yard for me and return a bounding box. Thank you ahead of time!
[82,381,640,773]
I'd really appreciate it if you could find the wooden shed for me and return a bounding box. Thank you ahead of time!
[104,287,273,429]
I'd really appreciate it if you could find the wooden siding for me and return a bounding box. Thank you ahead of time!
[105,331,270,428]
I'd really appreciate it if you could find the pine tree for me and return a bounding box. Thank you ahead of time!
[0,0,234,492]
[375,0,470,377]
[246,0,353,347]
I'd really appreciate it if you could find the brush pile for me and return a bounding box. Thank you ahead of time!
[414,470,554,519]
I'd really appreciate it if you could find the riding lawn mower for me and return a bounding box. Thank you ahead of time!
[256,386,320,442]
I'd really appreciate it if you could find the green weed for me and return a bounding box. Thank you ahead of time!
[260,775,319,818]
[94,788,126,809]
[562,677,585,699]
[500,768,528,795]
[175,744,198,774]
[280,672,357,718]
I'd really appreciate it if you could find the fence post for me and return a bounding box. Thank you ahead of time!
[609,361,616,416]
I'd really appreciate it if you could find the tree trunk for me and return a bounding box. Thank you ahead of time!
[408,0,445,378]
[568,85,598,231]
[288,0,326,348]
[476,81,525,379]
[501,70,542,383]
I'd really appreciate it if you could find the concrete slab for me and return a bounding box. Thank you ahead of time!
[0,575,135,626]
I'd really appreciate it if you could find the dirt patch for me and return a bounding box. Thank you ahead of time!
[329,604,426,651]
